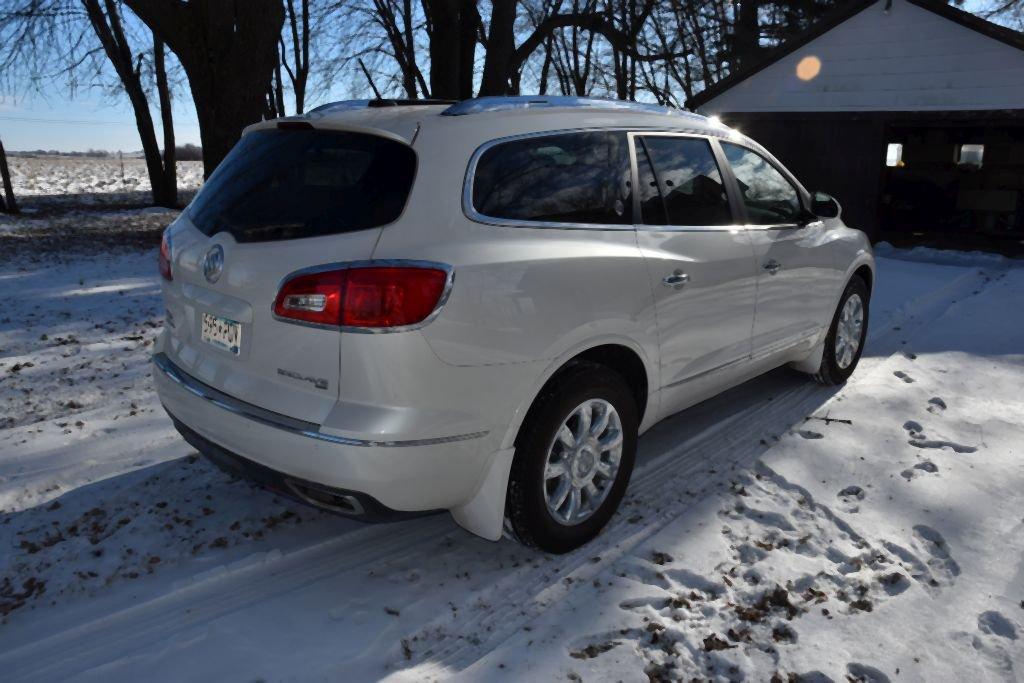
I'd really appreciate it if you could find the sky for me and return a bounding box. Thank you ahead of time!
[0,93,202,153]
[0,0,1008,153]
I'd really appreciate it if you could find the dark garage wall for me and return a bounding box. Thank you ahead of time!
[719,112,888,239]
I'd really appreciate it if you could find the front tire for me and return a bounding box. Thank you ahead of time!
[814,275,869,385]
[504,361,638,553]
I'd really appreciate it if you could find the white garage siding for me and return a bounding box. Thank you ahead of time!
[697,0,1024,114]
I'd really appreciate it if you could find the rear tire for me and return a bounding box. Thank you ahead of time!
[814,275,869,385]
[504,361,638,554]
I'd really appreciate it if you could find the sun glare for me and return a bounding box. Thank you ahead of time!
[796,55,822,81]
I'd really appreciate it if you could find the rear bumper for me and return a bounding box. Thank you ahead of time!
[153,353,494,512]
[168,412,436,521]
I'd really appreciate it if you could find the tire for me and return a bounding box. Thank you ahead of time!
[504,361,638,554]
[814,275,870,385]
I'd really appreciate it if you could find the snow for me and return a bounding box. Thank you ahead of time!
[0,208,1021,682]
[8,156,204,201]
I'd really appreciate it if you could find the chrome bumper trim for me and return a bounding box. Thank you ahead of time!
[152,353,488,448]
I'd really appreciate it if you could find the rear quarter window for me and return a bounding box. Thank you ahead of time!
[188,130,416,242]
[470,131,632,226]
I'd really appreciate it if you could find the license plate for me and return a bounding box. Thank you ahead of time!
[201,313,242,355]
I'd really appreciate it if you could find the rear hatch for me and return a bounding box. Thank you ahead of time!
[161,126,417,423]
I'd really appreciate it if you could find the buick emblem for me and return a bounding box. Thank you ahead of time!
[203,245,224,284]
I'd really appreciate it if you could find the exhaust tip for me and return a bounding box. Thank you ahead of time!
[284,479,365,516]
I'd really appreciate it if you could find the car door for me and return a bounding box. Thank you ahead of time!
[719,142,840,358]
[631,133,759,416]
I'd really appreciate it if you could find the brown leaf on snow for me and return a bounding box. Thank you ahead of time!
[650,551,674,565]
[849,599,873,613]
[702,633,735,651]
[569,640,619,659]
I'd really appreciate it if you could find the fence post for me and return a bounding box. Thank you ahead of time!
[0,137,18,215]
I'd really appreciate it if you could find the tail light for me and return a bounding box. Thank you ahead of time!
[273,264,450,329]
[158,231,173,281]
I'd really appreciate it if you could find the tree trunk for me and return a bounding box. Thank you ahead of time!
[154,38,177,208]
[427,0,460,99]
[732,0,760,70]
[82,0,171,207]
[479,0,517,96]
[426,0,477,99]
[456,0,478,99]
[0,138,17,215]
[124,0,285,177]
[288,0,309,113]
[538,34,554,94]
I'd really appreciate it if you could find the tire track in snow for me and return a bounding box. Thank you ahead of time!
[0,519,453,680]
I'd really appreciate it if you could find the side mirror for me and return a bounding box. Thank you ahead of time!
[810,191,841,219]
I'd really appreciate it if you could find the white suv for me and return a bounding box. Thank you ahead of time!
[154,96,873,553]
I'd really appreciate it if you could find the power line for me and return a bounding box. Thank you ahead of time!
[0,114,199,127]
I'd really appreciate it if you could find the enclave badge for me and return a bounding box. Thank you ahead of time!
[277,367,329,390]
[203,245,224,284]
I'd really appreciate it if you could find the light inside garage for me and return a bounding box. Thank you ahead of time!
[885,143,904,167]
[957,143,984,168]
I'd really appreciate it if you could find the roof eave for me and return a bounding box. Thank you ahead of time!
[686,0,1024,111]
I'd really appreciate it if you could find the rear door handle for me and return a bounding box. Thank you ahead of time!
[662,271,690,288]
[763,259,782,275]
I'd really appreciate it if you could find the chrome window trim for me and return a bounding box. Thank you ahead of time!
[153,353,488,447]
[741,220,825,231]
[635,224,752,234]
[271,259,455,334]
[462,126,741,232]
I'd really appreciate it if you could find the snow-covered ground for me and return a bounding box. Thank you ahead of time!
[8,156,203,202]
[0,209,1021,682]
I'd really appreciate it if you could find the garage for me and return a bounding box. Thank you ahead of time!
[688,0,1024,251]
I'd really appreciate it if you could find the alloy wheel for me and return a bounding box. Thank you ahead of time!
[542,399,624,526]
[835,293,864,369]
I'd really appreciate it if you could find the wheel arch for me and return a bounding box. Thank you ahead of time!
[852,263,874,295]
[450,339,654,542]
[500,339,655,452]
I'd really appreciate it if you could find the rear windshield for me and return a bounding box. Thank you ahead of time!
[188,129,416,242]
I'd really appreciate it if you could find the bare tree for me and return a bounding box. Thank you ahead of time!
[0,0,180,207]
[82,0,176,207]
[282,0,312,113]
[978,0,1024,29]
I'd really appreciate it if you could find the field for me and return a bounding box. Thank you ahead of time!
[7,155,204,201]
[0,162,1021,682]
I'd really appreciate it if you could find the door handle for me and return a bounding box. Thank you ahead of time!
[662,270,690,288]
[763,259,782,275]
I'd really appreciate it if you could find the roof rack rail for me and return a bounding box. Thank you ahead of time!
[440,96,701,119]
[308,98,456,114]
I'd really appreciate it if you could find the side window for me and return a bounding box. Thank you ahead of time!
[636,136,732,226]
[721,143,803,225]
[471,131,631,226]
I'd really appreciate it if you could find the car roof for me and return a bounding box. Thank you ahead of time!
[244,96,749,148]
